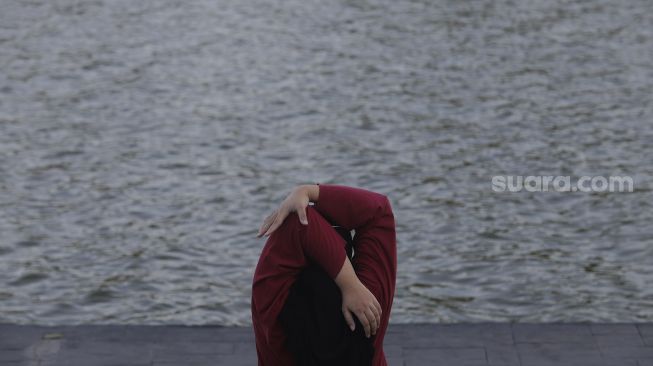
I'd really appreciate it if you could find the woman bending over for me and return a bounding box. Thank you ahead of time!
[251,183,397,366]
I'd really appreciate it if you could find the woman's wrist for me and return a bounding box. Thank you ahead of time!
[296,184,319,202]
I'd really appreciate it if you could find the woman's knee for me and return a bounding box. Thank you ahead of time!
[276,211,303,233]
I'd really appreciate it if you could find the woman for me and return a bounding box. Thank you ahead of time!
[251,183,397,366]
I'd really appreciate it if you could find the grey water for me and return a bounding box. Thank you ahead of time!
[0,0,652,326]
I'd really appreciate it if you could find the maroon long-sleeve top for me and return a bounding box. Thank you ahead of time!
[251,184,397,366]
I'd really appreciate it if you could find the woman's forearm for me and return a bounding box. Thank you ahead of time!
[294,183,358,290]
[334,256,359,291]
[298,183,357,290]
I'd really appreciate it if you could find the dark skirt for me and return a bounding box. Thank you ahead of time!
[278,226,374,366]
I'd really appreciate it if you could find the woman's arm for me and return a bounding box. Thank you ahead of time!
[312,183,396,339]
[311,183,392,232]
[256,183,392,237]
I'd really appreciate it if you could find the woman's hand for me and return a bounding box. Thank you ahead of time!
[341,279,383,338]
[256,185,318,237]
[335,256,382,338]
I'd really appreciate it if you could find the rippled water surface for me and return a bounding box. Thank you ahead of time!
[1,0,652,325]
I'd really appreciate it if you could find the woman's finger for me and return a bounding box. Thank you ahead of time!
[263,218,279,237]
[266,205,293,236]
[264,211,286,236]
[257,220,270,237]
[356,310,372,338]
[257,211,277,237]
[365,308,378,335]
[372,299,382,326]
[297,206,308,225]
[257,223,267,238]
[260,211,275,230]
[374,298,382,317]
[370,303,381,333]
[342,308,355,331]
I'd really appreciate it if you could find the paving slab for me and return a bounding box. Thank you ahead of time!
[1,322,652,365]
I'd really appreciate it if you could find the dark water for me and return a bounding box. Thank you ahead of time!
[0,0,652,325]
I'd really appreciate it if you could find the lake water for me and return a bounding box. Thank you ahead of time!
[0,0,652,326]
